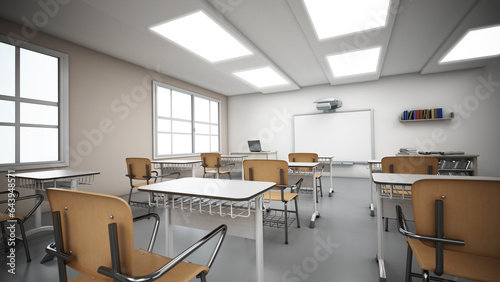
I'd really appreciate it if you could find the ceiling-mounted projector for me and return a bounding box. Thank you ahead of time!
[314,98,342,112]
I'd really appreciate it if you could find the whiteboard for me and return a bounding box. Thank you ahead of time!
[293,110,374,162]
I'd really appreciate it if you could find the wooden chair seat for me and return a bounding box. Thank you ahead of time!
[264,191,298,202]
[407,238,500,282]
[68,249,208,282]
[131,182,149,188]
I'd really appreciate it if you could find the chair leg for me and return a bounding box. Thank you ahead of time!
[405,244,413,282]
[294,198,300,228]
[284,203,288,244]
[317,177,323,198]
[127,186,135,204]
[18,221,31,262]
[422,270,430,282]
[197,271,207,282]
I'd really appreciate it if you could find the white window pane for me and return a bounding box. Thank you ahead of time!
[211,136,219,152]
[20,103,58,125]
[0,42,15,97]
[210,101,219,124]
[172,120,191,133]
[157,87,171,117]
[172,134,191,154]
[20,49,58,102]
[211,125,219,135]
[0,100,15,123]
[195,123,209,134]
[194,97,210,122]
[157,133,171,155]
[20,127,58,162]
[172,91,191,120]
[0,126,15,164]
[157,118,171,132]
[195,135,210,153]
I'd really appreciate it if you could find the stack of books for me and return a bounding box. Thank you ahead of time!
[401,108,443,120]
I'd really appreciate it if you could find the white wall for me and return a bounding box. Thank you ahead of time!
[228,64,500,178]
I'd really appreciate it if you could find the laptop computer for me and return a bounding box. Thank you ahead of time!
[248,140,263,152]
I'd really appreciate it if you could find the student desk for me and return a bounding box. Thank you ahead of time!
[139,177,275,282]
[288,162,320,228]
[372,173,500,282]
[10,169,100,236]
[221,154,247,179]
[152,159,201,177]
[230,151,278,159]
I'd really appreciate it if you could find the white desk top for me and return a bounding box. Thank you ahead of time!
[288,162,319,167]
[231,151,277,154]
[139,177,276,201]
[222,155,248,158]
[11,169,100,180]
[372,173,500,185]
[153,159,202,164]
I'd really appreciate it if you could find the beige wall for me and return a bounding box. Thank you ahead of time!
[0,18,228,199]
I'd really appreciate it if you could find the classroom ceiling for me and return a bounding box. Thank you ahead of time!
[1,0,499,96]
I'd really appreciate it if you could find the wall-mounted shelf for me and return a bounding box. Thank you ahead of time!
[399,116,453,123]
[400,108,453,123]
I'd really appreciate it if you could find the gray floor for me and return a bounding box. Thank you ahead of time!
[1,177,471,281]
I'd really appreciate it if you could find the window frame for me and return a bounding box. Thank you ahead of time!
[152,80,221,159]
[0,34,69,171]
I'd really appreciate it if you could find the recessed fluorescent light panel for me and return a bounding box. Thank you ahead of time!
[440,25,500,64]
[303,0,391,40]
[234,67,289,88]
[327,47,381,78]
[150,11,252,63]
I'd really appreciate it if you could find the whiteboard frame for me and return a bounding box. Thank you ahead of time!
[293,109,374,163]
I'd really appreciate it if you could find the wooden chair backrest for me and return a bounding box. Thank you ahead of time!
[126,157,152,180]
[201,153,222,168]
[381,156,439,174]
[46,188,135,279]
[243,159,288,186]
[288,153,318,163]
[412,179,500,258]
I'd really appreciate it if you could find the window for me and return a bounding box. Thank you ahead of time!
[0,35,69,171]
[153,81,220,158]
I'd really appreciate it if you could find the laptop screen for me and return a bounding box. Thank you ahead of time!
[248,140,262,152]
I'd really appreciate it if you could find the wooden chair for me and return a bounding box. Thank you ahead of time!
[288,153,324,202]
[381,156,439,231]
[243,159,302,244]
[126,157,180,208]
[201,153,233,179]
[396,179,500,282]
[45,188,227,282]
[0,190,43,262]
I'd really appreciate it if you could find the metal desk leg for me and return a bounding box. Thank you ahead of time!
[328,162,334,196]
[255,196,264,282]
[370,181,375,217]
[376,183,386,281]
[310,167,320,228]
